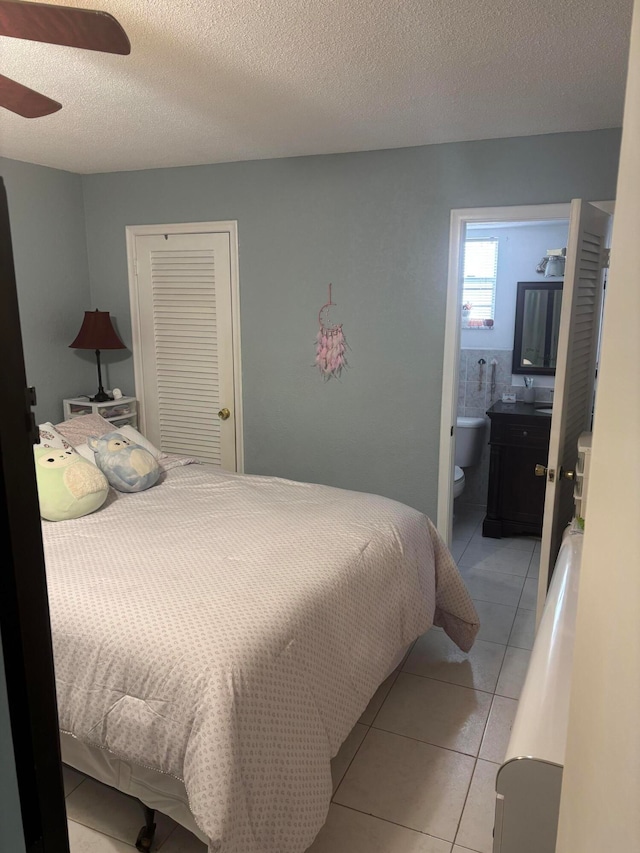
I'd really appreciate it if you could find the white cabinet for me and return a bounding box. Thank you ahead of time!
[62,397,138,430]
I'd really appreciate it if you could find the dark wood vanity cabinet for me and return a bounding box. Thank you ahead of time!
[483,402,552,538]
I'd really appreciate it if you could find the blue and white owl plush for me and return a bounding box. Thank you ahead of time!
[87,431,160,493]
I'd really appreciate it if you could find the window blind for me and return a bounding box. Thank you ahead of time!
[463,238,498,320]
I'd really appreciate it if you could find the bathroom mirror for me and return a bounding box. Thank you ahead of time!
[512,281,563,375]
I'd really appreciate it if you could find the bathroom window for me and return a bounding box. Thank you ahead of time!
[462,238,498,328]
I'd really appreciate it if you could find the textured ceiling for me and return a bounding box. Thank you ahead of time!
[0,0,633,174]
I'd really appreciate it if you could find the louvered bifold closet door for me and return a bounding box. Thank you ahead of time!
[536,200,610,623]
[134,232,236,469]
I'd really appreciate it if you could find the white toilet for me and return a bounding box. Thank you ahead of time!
[453,416,487,499]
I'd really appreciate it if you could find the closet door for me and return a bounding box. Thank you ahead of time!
[132,230,238,469]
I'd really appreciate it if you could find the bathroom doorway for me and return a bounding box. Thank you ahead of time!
[456,218,569,511]
[438,203,571,548]
[439,201,614,614]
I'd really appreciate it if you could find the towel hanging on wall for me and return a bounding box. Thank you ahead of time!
[315,283,348,380]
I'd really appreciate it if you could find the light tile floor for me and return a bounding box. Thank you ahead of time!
[64,505,537,853]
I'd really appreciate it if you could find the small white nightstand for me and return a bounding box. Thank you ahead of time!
[63,397,138,429]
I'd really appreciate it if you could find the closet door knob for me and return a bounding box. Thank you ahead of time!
[218,408,231,421]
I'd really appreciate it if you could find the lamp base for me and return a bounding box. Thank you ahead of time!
[90,391,112,403]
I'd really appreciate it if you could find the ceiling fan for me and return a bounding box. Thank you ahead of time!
[0,0,130,118]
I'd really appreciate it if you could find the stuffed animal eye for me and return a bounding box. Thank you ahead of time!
[38,451,74,468]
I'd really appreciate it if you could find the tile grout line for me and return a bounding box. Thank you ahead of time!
[459,565,531,580]
[367,667,402,729]
[463,542,537,558]
[452,615,503,853]
[452,754,479,849]
[331,801,456,847]
[64,776,86,800]
[156,824,178,851]
[331,663,404,797]
[67,817,137,850]
[494,644,529,701]
[459,553,533,574]
[397,666,505,699]
[460,578,526,610]
[527,545,541,573]
[473,553,517,853]
[452,534,475,565]
[331,721,373,802]
[515,578,528,611]
[367,721,487,761]
[471,597,518,646]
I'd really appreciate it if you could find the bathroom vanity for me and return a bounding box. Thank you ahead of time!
[483,402,552,538]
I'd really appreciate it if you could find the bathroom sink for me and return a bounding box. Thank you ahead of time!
[536,408,553,414]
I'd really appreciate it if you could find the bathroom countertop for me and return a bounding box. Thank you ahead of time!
[486,401,553,418]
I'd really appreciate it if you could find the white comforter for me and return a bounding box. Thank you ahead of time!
[44,463,478,853]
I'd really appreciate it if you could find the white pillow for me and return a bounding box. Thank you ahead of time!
[75,442,97,464]
[76,427,162,464]
[118,425,163,460]
[38,422,70,449]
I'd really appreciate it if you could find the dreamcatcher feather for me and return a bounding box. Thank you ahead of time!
[315,283,348,380]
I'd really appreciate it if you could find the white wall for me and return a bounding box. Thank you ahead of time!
[556,3,640,849]
[462,221,569,351]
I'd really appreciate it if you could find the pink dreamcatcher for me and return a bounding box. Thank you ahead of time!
[315,283,348,380]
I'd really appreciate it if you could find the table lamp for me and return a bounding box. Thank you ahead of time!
[69,310,126,402]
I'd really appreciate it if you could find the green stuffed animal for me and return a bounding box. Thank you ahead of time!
[33,445,109,521]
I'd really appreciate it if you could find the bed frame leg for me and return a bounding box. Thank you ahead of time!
[135,803,157,852]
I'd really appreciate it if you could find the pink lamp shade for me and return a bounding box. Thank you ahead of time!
[69,310,125,350]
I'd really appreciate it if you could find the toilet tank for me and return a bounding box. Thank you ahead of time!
[455,416,487,467]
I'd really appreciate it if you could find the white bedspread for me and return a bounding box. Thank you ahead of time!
[43,463,478,853]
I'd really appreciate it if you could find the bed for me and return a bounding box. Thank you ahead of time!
[43,454,479,853]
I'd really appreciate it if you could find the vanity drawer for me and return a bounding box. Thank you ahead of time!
[490,420,550,448]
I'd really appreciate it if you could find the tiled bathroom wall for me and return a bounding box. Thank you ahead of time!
[457,348,553,508]
[458,349,553,417]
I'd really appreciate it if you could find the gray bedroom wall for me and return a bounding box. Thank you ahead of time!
[0,634,26,853]
[0,158,94,423]
[82,128,620,518]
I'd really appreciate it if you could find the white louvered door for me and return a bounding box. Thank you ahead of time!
[536,200,610,624]
[133,230,238,469]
